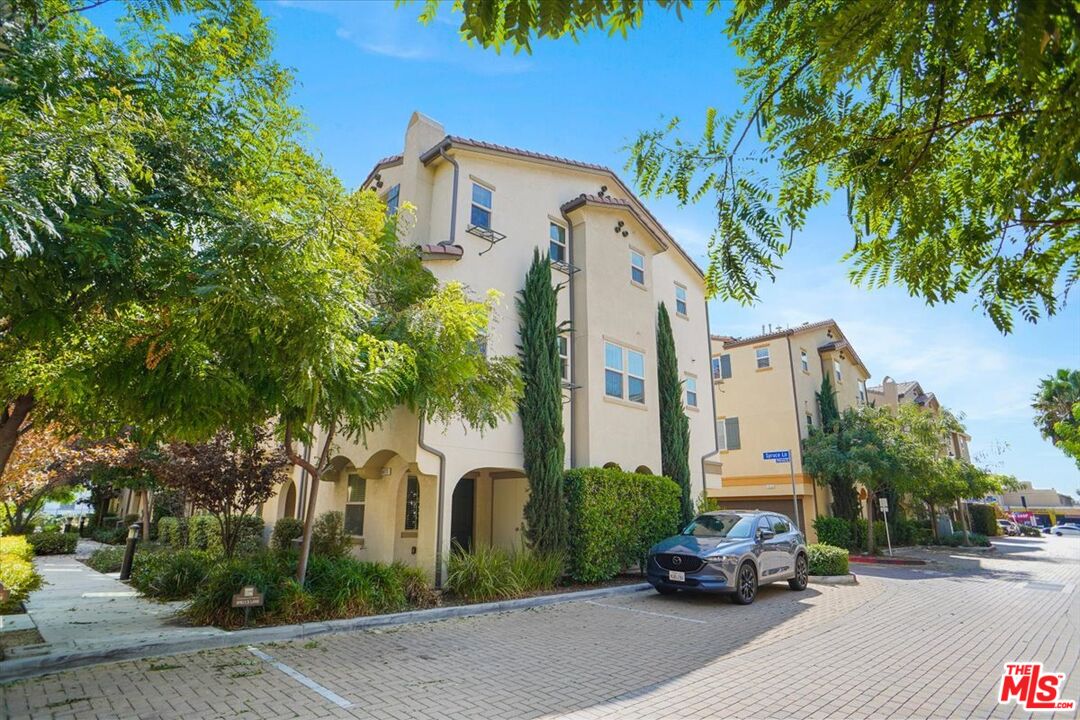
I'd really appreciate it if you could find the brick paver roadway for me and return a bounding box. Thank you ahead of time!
[3,536,1078,719]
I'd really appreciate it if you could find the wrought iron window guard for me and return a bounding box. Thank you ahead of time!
[551,258,580,275]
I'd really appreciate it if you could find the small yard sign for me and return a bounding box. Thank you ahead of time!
[231,585,264,608]
[763,450,791,462]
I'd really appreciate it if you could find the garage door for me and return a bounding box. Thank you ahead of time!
[714,498,801,517]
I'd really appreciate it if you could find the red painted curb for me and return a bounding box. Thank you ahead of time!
[848,555,927,566]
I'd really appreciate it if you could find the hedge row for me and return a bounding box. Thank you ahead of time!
[155,514,264,553]
[807,544,849,576]
[28,531,78,555]
[564,467,682,583]
[0,537,43,612]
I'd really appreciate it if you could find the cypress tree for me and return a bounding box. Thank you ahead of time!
[656,302,694,524]
[814,375,859,520]
[517,248,568,553]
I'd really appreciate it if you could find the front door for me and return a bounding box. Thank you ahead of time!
[450,477,475,553]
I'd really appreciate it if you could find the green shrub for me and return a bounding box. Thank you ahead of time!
[914,527,935,545]
[1019,524,1042,537]
[271,517,304,550]
[850,518,868,551]
[398,564,440,609]
[812,516,851,549]
[187,515,222,552]
[0,536,33,562]
[157,517,186,549]
[311,511,351,557]
[185,551,295,628]
[939,531,991,547]
[563,467,682,582]
[446,545,563,602]
[966,504,1000,536]
[306,554,408,615]
[891,518,921,546]
[130,549,213,600]
[234,515,265,555]
[807,544,849,576]
[85,546,126,573]
[0,552,43,612]
[91,525,128,545]
[27,531,78,555]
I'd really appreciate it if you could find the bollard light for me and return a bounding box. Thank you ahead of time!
[119,522,141,581]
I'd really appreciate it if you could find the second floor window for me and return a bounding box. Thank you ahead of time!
[404,475,420,531]
[385,184,400,216]
[717,417,741,451]
[605,341,645,404]
[800,349,809,373]
[835,363,843,383]
[345,474,366,537]
[558,335,568,380]
[685,376,698,407]
[471,182,493,229]
[756,347,771,369]
[713,354,732,380]
[549,222,567,263]
[806,412,814,430]
[630,250,645,285]
[675,284,688,316]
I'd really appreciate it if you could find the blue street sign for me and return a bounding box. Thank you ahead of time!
[763,450,791,462]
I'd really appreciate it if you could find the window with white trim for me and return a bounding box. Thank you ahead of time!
[470,182,492,229]
[719,354,732,379]
[800,349,809,373]
[685,376,698,407]
[712,357,721,379]
[630,250,645,285]
[674,284,688,316]
[806,412,814,430]
[344,474,366,537]
[549,222,567,264]
[717,417,741,451]
[604,341,645,404]
[834,363,843,383]
[558,335,568,380]
[756,347,771,369]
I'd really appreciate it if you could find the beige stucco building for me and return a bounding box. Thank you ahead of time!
[261,113,717,585]
[866,378,972,461]
[706,320,871,540]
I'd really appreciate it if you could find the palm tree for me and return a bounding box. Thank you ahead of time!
[1033,369,1080,442]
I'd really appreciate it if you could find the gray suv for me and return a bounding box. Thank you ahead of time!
[646,510,809,605]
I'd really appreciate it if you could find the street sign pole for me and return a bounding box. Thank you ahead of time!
[789,457,799,530]
[880,497,893,556]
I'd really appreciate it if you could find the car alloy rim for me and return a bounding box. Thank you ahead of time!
[739,565,755,600]
[797,557,807,584]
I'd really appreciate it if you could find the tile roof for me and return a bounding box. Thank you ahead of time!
[721,318,838,348]
[362,154,404,190]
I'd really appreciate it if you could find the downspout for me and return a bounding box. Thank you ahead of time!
[438,147,459,246]
[786,336,818,528]
[417,419,448,588]
[700,299,719,502]
[560,208,577,468]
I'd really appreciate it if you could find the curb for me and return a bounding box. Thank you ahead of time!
[809,573,858,586]
[849,555,927,566]
[0,582,650,683]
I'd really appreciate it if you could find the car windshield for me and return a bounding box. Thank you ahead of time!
[681,514,756,538]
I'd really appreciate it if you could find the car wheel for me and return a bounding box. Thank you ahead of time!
[655,585,678,595]
[731,562,758,605]
[788,554,808,591]
[1056,531,1063,536]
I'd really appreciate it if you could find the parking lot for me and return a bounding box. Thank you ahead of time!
[3,536,1078,719]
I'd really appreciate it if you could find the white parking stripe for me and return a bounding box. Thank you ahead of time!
[247,646,352,708]
[584,600,708,624]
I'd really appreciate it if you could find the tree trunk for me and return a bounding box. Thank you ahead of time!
[928,501,939,541]
[865,492,876,554]
[0,394,34,482]
[140,489,153,541]
[956,500,971,546]
[286,420,336,584]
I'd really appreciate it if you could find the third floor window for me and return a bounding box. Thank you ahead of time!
[549,222,567,263]
[471,182,493,229]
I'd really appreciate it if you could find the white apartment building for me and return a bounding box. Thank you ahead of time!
[261,113,717,584]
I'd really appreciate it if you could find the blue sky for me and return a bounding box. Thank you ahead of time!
[92,1,1080,493]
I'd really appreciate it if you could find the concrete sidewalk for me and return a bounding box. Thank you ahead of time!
[0,543,225,676]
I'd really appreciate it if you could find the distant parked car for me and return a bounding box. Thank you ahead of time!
[646,510,808,605]
[1049,523,1080,537]
[997,519,1020,536]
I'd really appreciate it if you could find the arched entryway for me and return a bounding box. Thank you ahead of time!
[448,468,529,556]
[280,481,297,519]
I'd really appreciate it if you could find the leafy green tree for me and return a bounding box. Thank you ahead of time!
[1033,369,1080,468]
[516,249,568,553]
[656,302,693,524]
[413,0,1080,332]
[804,376,859,520]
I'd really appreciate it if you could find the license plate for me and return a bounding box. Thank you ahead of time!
[668,570,685,582]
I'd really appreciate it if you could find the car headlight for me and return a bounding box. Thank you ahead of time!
[706,553,736,567]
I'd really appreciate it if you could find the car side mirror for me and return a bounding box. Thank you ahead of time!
[757,529,775,541]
